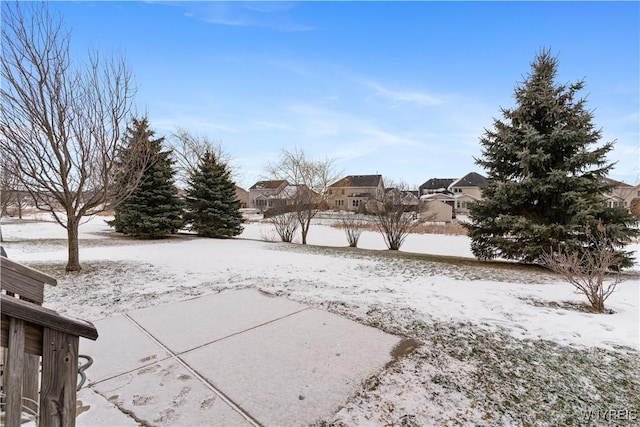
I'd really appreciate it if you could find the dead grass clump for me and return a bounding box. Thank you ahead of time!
[330,221,468,236]
[411,222,468,235]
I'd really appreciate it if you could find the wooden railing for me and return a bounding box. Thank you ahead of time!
[1,256,98,427]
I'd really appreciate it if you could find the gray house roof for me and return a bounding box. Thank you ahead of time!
[602,177,632,188]
[452,172,486,188]
[329,175,383,188]
[419,178,456,192]
[249,180,289,190]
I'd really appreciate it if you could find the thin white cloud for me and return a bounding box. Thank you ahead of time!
[361,80,444,107]
[360,128,424,149]
[182,2,315,32]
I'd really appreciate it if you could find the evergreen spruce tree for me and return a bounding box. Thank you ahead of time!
[108,118,184,238]
[184,150,244,238]
[467,50,638,265]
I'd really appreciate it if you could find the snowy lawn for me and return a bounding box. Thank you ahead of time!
[1,214,639,426]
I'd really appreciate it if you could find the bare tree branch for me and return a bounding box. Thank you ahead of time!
[266,148,340,244]
[270,211,299,243]
[0,2,140,271]
[169,128,237,188]
[340,213,368,248]
[367,180,426,250]
[541,223,627,313]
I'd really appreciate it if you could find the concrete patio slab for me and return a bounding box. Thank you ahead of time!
[181,307,403,427]
[88,358,254,427]
[128,288,308,353]
[78,289,409,426]
[76,388,140,427]
[79,314,171,384]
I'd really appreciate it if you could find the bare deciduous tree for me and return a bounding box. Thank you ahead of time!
[367,182,426,250]
[0,2,144,271]
[170,128,235,188]
[266,148,339,245]
[340,213,367,248]
[1,159,30,222]
[541,223,628,313]
[0,158,18,218]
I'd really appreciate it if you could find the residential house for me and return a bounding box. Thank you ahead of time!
[326,174,384,212]
[603,177,640,211]
[418,178,455,196]
[383,188,420,212]
[418,172,487,221]
[401,190,420,209]
[235,186,249,209]
[278,184,318,207]
[450,172,487,215]
[421,199,453,223]
[248,180,289,212]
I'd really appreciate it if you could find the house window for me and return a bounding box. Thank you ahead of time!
[454,188,462,193]
[352,200,360,207]
[335,200,344,206]
[342,189,345,195]
[328,189,333,195]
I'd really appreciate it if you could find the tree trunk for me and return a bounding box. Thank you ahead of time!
[66,217,81,272]
[300,215,312,245]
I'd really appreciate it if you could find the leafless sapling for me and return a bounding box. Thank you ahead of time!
[367,182,425,250]
[340,213,368,248]
[541,223,628,313]
[266,148,339,244]
[270,212,299,243]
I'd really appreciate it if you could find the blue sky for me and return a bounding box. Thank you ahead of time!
[48,1,639,189]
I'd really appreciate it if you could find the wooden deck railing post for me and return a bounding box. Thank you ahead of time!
[40,329,80,427]
[5,317,26,427]
[23,353,40,416]
[2,258,97,426]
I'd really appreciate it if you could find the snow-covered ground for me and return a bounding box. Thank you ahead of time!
[1,214,639,426]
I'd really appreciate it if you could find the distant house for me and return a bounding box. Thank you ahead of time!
[450,172,486,198]
[421,199,453,223]
[326,174,384,212]
[248,180,289,212]
[450,172,487,215]
[418,178,455,196]
[418,172,487,221]
[603,177,639,211]
[235,186,249,209]
[382,187,420,212]
[278,184,318,207]
[419,192,456,221]
[401,190,420,208]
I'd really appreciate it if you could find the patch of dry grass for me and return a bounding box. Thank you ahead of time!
[329,221,468,236]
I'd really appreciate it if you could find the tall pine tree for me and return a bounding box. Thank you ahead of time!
[108,118,184,238]
[184,151,244,238]
[467,50,638,265]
